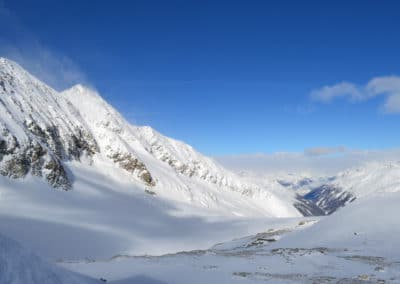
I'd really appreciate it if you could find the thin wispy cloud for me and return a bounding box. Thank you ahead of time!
[0,2,88,91]
[311,76,400,113]
[283,104,316,115]
[304,146,346,157]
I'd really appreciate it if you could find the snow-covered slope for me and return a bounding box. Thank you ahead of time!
[0,172,294,259]
[62,192,400,284]
[0,57,300,218]
[277,192,400,257]
[331,161,400,197]
[61,193,400,284]
[0,233,98,284]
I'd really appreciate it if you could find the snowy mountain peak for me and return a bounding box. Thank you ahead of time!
[66,83,88,93]
[64,84,103,102]
[0,57,20,70]
[0,57,301,217]
[0,59,100,189]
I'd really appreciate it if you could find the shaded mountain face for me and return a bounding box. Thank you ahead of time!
[303,185,356,215]
[293,196,326,216]
[0,58,301,218]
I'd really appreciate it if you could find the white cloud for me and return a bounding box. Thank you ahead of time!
[310,82,363,102]
[0,3,88,91]
[311,76,400,113]
[366,76,400,95]
[382,93,400,113]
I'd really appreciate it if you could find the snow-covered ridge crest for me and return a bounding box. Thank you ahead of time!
[61,84,288,200]
[0,57,300,217]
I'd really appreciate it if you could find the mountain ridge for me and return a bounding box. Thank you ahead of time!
[0,57,300,218]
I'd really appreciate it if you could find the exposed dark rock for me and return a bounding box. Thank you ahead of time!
[0,134,19,159]
[43,158,71,190]
[30,143,46,162]
[44,126,65,159]
[0,80,6,92]
[145,189,156,196]
[0,154,30,178]
[27,143,46,177]
[141,171,154,185]
[109,152,155,186]
[68,128,98,159]
[0,118,99,190]
[0,135,71,190]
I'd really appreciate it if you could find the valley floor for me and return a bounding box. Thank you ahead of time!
[61,214,400,284]
[1,169,400,283]
[60,193,400,284]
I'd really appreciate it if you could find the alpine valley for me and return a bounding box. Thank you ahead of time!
[1,57,400,284]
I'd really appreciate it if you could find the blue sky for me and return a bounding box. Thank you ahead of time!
[1,0,400,155]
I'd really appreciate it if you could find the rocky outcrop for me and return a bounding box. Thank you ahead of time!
[1,135,62,190]
[0,116,98,190]
[24,119,98,160]
[108,152,155,186]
